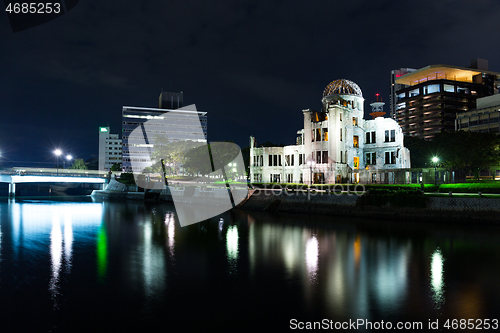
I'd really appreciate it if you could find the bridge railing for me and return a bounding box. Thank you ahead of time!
[0,167,119,178]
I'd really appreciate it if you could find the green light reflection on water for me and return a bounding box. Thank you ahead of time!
[97,222,108,282]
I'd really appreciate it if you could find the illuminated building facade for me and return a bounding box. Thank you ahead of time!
[390,68,416,120]
[98,127,122,171]
[395,59,500,139]
[250,79,410,184]
[456,94,500,134]
[121,92,207,172]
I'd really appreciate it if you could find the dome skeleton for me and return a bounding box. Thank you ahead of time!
[322,79,363,98]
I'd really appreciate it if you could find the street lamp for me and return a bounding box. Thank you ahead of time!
[54,149,62,175]
[432,156,439,185]
[65,155,72,169]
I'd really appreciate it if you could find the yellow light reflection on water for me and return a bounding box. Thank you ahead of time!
[353,235,361,268]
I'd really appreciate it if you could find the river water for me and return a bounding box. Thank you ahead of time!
[1,197,499,332]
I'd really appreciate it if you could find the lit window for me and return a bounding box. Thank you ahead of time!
[444,84,454,93]
[409,88,419,97]
[353,157,359,169]
[423,84,440,94]
[353,136,359,148]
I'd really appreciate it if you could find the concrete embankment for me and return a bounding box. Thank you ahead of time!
[240,189,500,224]
[91,178,249,204]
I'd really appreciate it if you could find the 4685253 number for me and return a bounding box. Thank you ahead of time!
[444,319,499,330]
[5,2,61,14]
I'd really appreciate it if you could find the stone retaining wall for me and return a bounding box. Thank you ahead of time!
[427,197,500,211]
[240,190,500,224]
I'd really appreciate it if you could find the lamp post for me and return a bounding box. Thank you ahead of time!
[54,149,62,175]
[307,160,315,185]
[432,156,439,185]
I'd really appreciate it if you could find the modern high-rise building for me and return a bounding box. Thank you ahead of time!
[121,92,207,172]
[390,68,416,120]
[395,59,500,139]
[456,94,500,134]
[98,127,122,170]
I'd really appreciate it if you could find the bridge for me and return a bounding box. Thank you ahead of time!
[0,167,110,197]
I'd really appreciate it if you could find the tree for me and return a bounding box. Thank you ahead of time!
[404,136,432,168]
[433,132,500,176]
[151,136,200,175]
[110,163,122,171]
[405,132,500,178]
[69,158,87,170]
[241,146,250,176]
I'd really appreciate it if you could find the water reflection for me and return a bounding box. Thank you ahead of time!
[226,225,239,275]
[49,215,62,308]
[96,223,107,282]
[1,199,498,331]
[165,212,175,257]
[64,213,73,273]
[305,236,318,282]
[430,247,445,309]
[6,201,103,308]
[247,220,413,318]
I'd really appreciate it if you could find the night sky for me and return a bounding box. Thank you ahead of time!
[1,0,500,167]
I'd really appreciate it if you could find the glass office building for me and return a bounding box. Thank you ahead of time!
[121,106,208,172]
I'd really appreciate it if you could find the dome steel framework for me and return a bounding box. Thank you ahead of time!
[322,79,363,98]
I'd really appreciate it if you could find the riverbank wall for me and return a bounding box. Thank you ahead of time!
[91,178,245,204]
[240,189,500,224]
[92,179,500,224]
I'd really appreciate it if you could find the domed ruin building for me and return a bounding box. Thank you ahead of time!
[250,79,411,184]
